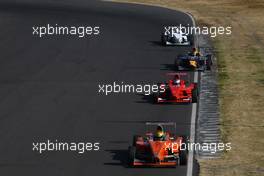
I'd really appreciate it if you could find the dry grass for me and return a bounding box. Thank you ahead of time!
[113,0,264,175]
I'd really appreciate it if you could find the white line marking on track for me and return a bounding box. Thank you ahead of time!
[187,71,198,176]
[186,12,198,176]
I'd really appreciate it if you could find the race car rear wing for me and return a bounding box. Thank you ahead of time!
[165,72,192,83]
[146,122,176,126]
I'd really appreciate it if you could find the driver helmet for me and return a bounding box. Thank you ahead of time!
[155,125,164,138]
[174,75,180,85]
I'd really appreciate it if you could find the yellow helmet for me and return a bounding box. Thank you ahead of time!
[155,125,164,138]
[156,131,164,138]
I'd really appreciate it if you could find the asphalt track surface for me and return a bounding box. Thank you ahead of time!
[0,0,197,176]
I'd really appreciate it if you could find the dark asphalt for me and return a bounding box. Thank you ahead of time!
[0,0,197,176]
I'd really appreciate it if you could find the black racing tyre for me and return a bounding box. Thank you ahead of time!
[171,36,177,43]
[192,87,198,103]
[206,55,213,70]
[187,35,193,46]
[179,135,188,165]
[181,37,186,43]
[133,135,141,146]
[128,146,136,166]
[174,59,180,70]
[152,92,158,104]
[179,149,187,165]
[207,64,211,71]
[161,34,168,46]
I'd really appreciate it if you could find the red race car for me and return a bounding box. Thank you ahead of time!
[154,73,198,103]
[128,122,188,167]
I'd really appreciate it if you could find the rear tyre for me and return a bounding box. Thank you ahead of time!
[206,55,213,70]
[152,92,159,104]
[171,36,177,43]
[179,135,188,165]
[179,149,187,165]
[187,35,193,46]
[192,87,198,103]
[128,146,136,166]
[161,34,168,46]
[174,59,180,70]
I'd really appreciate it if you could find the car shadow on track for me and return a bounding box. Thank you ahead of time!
[104,149,129,167]
[149,41,164,47]
[160,63,176,71]
[104,149,181,169]
[160,63,198,73]
[135,93,191,106]
[108,140,129,144]
[135,93,156,104]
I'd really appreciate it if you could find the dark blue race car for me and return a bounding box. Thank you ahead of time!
[174,54,212,71]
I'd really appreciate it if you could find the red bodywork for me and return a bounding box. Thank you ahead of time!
[131,133,183,167]
[157,79,197,103]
